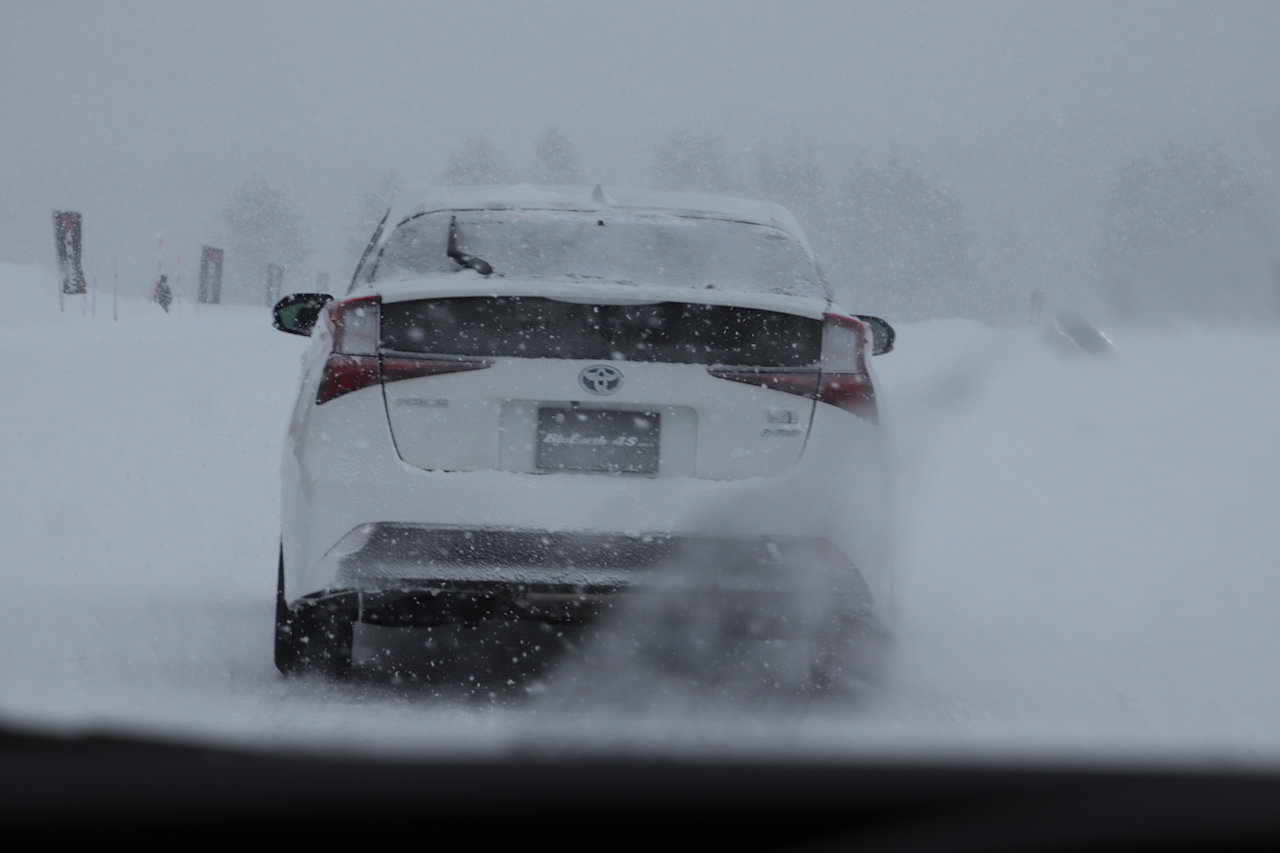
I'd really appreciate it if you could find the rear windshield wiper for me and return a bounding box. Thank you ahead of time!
[447,216,493,276]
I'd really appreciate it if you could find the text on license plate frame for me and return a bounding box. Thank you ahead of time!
[536,408,661,474]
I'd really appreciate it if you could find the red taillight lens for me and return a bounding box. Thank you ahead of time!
[316,353,380,404]
[821,313,869,373]
[381,357,492,384]
[706,313,878,422]
[819,313,877,422]
[316,293,492,405]
[316,295,383,404]
[317,356,493,405]
[325,295,381,356]
[819,372,877,422]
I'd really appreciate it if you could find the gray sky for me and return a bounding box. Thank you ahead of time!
[4,0,1280,297]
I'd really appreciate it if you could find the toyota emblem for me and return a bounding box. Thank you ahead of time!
[578,365,623,396]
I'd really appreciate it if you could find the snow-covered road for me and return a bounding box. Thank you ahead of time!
[4,261,1280,767]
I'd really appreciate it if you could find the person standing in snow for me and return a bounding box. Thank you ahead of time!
[153,274,172,313]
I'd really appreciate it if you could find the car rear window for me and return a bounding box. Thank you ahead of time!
[370,209,826,299]
[380,297,822,367]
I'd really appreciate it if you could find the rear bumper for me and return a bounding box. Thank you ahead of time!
[282,391,894,624]
[297,527,877,636]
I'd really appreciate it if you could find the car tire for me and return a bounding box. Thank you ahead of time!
[274,550,298,675]
[275,547,354,679]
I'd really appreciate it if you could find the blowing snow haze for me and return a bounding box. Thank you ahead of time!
[8,0,1280,780]
[4,0,1280,319]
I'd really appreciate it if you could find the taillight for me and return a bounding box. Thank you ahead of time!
[317,354,381,404]
[316,296,382,404]
[707,313,877,422]
[327,295,380,356]
[817,372,876,422]
[316,295,492,405]
[819,312,877,421]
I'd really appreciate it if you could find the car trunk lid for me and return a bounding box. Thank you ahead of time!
[377,293,825,479]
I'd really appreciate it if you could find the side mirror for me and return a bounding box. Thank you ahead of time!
[273,293,334,336]
[855,315,895,356]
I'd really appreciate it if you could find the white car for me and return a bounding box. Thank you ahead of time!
[272,185,895,689]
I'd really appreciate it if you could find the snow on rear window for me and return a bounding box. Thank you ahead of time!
[371,209,825,299]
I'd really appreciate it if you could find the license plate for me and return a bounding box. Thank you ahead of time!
[536,408,660,474]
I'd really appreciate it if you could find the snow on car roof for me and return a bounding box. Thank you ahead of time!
[394,184,813,253]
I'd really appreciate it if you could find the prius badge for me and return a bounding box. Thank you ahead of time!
[579,365,623,396]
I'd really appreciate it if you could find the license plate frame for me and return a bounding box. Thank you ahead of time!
[536,408,661,474]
